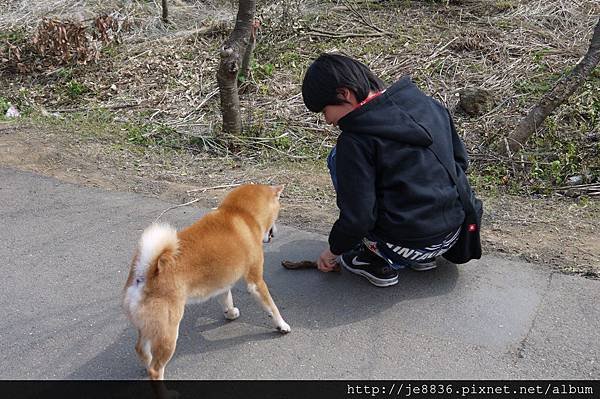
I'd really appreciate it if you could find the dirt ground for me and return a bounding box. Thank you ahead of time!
[1,121,598,278]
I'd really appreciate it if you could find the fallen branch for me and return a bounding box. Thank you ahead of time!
[574,245,600,261]
[154,197,200,223]
[306,28,390,39]
[282,260,341,272]
[341,0,394,36]
[555,183,600,190]
[49,103,142,113]
[186,183,242,194]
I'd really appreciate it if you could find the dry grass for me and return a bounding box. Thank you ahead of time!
[0,0,599,190]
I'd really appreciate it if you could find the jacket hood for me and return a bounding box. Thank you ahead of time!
[337,76,434,147]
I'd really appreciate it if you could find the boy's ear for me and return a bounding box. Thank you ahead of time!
[336,87,351,101]
[336,88,358,105]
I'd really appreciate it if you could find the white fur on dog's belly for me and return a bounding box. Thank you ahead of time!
[186,285,232,304]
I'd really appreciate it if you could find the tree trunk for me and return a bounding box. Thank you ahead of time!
[500,18,600,155]
[217,0,256,135]
[162,0,169,24]
[240,19,260,80]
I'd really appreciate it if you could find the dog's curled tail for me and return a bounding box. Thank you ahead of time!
[124,223,179,322]
[136,223,179,279]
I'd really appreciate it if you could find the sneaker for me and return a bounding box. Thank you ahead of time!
[340,246,398,287]
[408,259,437,271]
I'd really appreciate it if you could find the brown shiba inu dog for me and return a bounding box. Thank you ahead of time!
[123,184,290,380]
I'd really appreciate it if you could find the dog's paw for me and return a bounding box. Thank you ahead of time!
[224,307,240,320]
[276,321,291,334]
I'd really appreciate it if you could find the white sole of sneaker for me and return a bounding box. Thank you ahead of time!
[409,263,437,272]
[340,257,398,287]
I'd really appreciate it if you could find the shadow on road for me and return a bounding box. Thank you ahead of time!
[68,238,458,379]
[265,239,459,329]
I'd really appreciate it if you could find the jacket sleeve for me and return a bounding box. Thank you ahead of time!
[448,110,469,172]
[328,134,377,255]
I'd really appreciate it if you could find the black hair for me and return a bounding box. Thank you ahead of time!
[301,53,385,113]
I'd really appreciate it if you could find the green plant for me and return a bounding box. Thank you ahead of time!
[57,67,73,80]
[532,48,551,64]
[252,60,275,80]
[495,1,515,11]
[525,139,583,188]
[494,19,513,29]
[549,159,562,185]
[514,78,552,95]
[125,122,179,147]
[577,195,591,207]
[472,164,510,192]
[0,28,28,44]
[125,123,149,145]
[66,80,89,98]
[422,0,457,4]
[0,97,10,115]
[100,44,118,57]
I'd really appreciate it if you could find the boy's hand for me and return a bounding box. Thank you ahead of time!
[317,247,339,272]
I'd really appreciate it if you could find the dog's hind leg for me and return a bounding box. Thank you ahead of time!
[147,322,179,380]
[146,302,184,380]
[217,289,240,320]
[135,329,152,368]
[246,276,291,334]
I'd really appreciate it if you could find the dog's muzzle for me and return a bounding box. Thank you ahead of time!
[263,224,277,243]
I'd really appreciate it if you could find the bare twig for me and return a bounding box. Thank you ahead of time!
[154,197,200,223]
[49,103,142,113]
[306,28,389,39]
[179,88,219,121]
[341,0,394,36]
[555,183,600,190]
[574,245,600,260]
[186,183,242,193]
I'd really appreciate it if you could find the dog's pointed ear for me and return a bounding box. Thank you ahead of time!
[271,184,284,199]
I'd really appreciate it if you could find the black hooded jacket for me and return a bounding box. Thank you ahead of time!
[329,76,467,255]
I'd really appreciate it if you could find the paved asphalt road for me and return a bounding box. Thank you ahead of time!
[1,167,598,380]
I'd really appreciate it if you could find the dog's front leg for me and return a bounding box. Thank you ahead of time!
[247,279,291,333]
[217,289,240,320]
